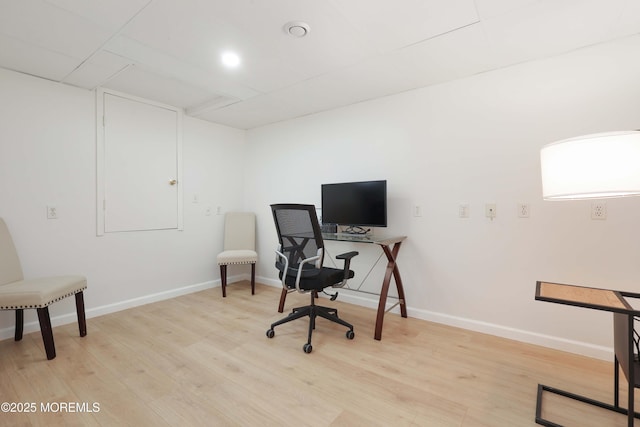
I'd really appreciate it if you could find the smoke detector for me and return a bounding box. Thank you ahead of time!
[283,21,310,38]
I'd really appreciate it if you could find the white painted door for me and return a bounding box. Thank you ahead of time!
[100,92,182,233]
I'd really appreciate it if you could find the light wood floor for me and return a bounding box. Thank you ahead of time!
[1,281,637,426]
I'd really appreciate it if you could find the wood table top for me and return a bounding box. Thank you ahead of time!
[535,281,638,314]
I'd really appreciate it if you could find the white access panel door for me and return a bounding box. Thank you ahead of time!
[99,91,182,234]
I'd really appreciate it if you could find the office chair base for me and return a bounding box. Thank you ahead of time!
[266,294,354,353]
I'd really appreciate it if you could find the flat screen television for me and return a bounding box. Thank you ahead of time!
[321,180,387,229]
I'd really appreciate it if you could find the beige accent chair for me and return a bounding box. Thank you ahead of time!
[0,218,87,360]
[216,212,257,297]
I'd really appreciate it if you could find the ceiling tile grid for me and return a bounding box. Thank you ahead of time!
[0,0,638,129]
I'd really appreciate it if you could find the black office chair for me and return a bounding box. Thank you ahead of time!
[267,204,358,353]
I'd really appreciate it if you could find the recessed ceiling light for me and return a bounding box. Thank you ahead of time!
[283,21,310,38]
[221,51,241,68]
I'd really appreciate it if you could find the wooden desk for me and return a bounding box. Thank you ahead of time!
[323,233,408,340]
[535,281,640,427]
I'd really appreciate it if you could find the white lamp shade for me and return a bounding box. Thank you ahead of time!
[541,131,640,200]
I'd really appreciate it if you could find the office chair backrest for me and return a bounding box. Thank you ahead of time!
[271,204,325,275]
[0,219,25,286]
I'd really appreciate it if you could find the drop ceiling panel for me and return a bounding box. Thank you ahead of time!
[43,0,152,31]
[230,55,308,94]
[474,0,539,20]
[195,94,299,130]
[103,35,260,101]
[117,0,240,68]
[393,23,498,85]
[63,51,132,90]
[481,0,630,65]
[0,34,79,81]
[234,19,375,93]
[328,0,479,52]
[265,73,387,123]
[609,0,640,39]
[0,0,112,59]
[103,65,219,109]
[185,95,241,117]
[272,65,411,117]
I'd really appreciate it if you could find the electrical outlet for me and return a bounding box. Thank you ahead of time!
[458,204,469,218]
[413,205,422,217]
[517,203,530,218]
[47,206,58,219]
[591,202,607,220]
[485,203,496,220]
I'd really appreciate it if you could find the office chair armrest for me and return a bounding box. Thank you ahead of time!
[336,251,359,261]
[274,247,321,293]
[274,248,290,289]
[334,251,359,288]
[294,254,321,291]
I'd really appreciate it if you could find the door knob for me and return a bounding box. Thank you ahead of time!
[169,179,177,186]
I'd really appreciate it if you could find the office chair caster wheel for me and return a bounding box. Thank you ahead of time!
[266,329,275,338]
[346,330,355,340]
[303,343,313,353]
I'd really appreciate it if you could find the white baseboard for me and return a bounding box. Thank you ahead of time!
[406,307,612,361]
[86,279,222,318]
[0,278,226,342]
[258,276,613,361]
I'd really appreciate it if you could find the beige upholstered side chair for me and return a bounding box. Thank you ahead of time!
[216,212,257,297]
[0,218,87,360]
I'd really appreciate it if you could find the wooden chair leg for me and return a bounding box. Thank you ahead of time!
[251,263,255,295]
[36,307,56,360]
[75,291,87,337]
[15,309,24,341]
[220,264,227,297]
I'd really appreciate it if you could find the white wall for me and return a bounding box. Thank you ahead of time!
[246,35,640,360]
[0,68,245,338]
